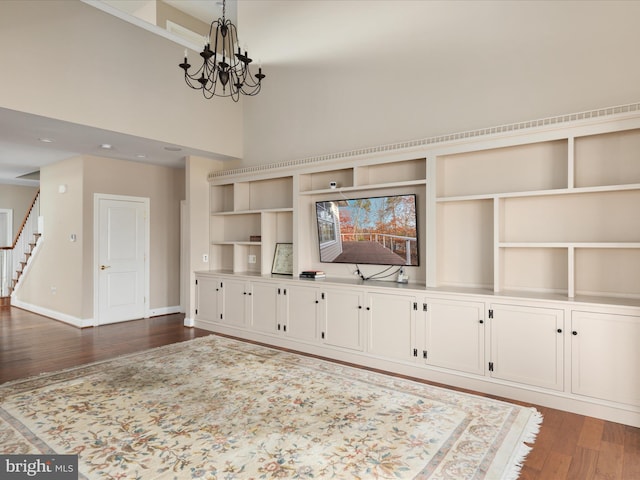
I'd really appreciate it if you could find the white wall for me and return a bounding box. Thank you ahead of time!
[0,185,39,242]
[17,156,185,323]
[17,158,85,319]
[0,0,242,158]
[242,1,640,167]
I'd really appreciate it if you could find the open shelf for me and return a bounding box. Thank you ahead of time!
[211,207,293,216]
[575,248,640,299]
[437,140,568,198]
[210,183,234,213]
[498,247,568,295]
[437,183,640,203]
[500,190,640,243]
[210,213,261,244]
[299,168,354,192]
[355,158,426,186]
[299,179,426,196]
[436,199,493,290]
[234,177,293,211]
[574,129,640,188]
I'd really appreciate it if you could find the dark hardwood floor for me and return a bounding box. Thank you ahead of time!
[1,306,638,479]
[0,306,212,383]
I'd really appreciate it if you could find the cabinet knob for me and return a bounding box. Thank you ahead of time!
[479,320,484,324]
[315,300,319,304]
[572,331,578,336]
[358,305,362,309]
[366,307,370,311]
[557,328,562,333]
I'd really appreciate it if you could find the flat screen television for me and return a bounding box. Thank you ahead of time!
[315,194,419,266]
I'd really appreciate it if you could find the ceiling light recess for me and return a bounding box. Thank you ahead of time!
[178,0,265,101]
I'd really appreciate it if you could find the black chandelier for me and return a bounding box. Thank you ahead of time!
[179,0,265,101]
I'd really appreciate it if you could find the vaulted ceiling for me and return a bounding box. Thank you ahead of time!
[1,0,637,185]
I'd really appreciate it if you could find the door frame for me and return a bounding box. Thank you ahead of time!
[0,208,13,247]
[93,193,150,326]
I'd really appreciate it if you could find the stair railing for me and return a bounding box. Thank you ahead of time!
[0,191,40,297]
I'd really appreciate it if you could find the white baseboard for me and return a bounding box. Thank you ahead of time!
[148,305,181,317]
[11,298,93,328]
[11,300,182,327]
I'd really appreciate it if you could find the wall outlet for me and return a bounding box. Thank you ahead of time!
[248,254,257,264]
[202,254,208,263]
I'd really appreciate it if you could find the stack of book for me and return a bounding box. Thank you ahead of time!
[299,270,326,279]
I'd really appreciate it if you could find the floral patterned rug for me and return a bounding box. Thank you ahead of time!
[0,334,541,479]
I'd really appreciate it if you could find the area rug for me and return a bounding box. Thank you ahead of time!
[0,334,541,479]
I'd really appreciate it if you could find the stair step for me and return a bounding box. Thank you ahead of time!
[0,297,10,307]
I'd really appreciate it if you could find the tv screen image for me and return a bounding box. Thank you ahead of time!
[315,194,419,266]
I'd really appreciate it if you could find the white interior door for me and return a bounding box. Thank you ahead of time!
[96,196,148,325]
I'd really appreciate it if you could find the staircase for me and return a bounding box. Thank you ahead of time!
[10,232,42,292]
[0,191,40,304]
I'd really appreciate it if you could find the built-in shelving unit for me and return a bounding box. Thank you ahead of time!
[298,158,427,195]
[296,157,428,284]
[435,128,640,301]
[197,106,640,428]
[205,109,640,305]
[209,176,293,274]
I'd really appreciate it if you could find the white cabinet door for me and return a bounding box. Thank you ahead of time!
[367,292,416,362]
[571,311,640,407]
[223,279,251,327]
[251,282,319,340]
[286,284,320,342]
[195,276,223,322]
[322,288,364,351]
[424,299,485,375]
[251,281,280,334]
[490,304,564,391]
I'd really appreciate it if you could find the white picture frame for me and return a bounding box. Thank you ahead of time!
[271,243,293,275]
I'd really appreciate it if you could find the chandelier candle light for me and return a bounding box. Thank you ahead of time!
[179,0,265,100]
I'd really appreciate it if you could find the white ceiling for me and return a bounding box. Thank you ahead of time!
[0,107,233,186]
[0,0,231,187]
[2,0,637,186]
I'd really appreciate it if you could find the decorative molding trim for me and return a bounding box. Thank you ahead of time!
[209,101,640,180]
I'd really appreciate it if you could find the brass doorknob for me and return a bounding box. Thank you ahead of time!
[100,265,111,270]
